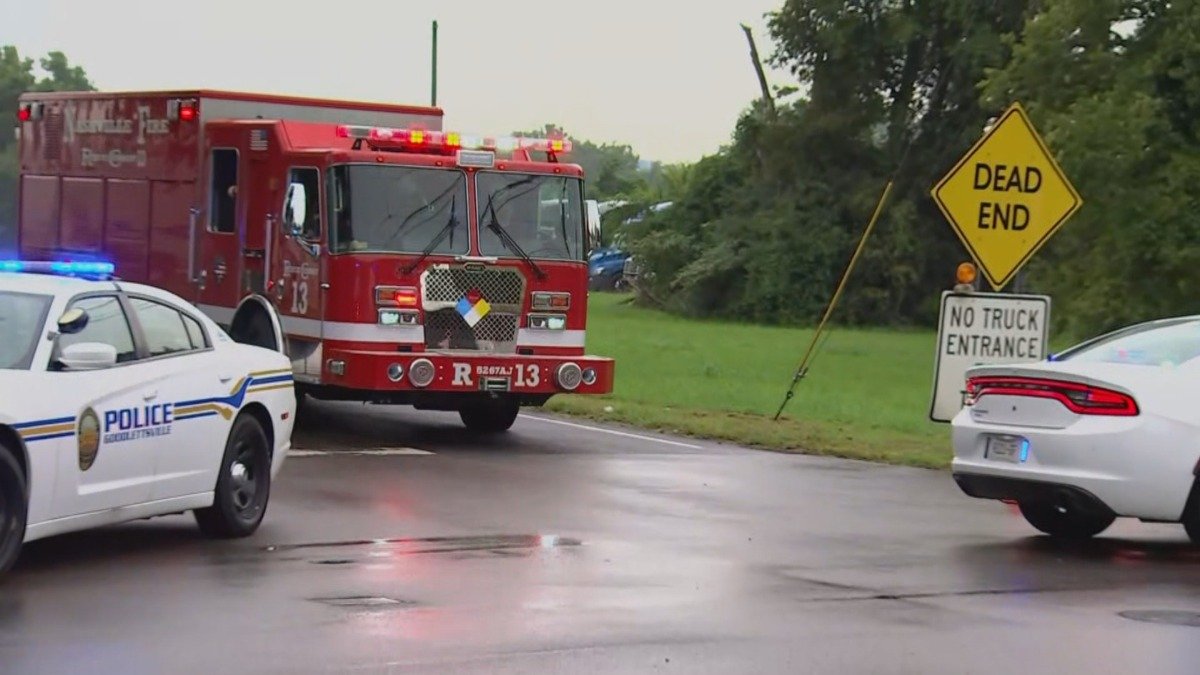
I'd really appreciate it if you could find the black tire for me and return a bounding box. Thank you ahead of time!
[0,444,26,575]
[1185,516,1200,546]
[1183,484,1200,545]
[194,415,272,538]
[295,384,310,416]
[459,398,520,433]
[1018,500,1115,540]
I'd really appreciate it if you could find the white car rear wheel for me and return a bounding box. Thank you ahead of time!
[1018,500,1115,540]
[1182,485,1200,546]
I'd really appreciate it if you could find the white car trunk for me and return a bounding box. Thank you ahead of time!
[964,361,1162,430]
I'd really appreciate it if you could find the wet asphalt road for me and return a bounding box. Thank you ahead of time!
[3,401,1200,674]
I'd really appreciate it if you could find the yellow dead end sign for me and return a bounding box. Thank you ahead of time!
[932,102,1082,291]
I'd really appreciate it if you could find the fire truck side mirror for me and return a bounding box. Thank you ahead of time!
[285,182,307,237]
[585,199,601,249]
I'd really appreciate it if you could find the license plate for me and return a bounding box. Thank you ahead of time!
[985,435,1023,463]
[480,376,511,392]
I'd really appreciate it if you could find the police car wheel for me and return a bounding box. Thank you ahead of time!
[0,444,27,575]
[1018,500,1115,540]
[459,398,519,433]
[194,415,272,539]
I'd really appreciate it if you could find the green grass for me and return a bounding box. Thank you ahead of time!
[546,293,953,468]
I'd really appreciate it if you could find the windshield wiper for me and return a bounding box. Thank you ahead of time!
[381,179,462,249]
[402,196,459,276]
[480,179,547,280]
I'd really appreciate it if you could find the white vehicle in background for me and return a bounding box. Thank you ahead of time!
[0,261,295,574]
[951,314,1200,543]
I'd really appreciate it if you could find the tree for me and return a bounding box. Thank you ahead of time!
[0,46,37,153]
[511,124,646,203]
[0,47,95,249]
[978,0,1200,338]
[625,1,1039,326]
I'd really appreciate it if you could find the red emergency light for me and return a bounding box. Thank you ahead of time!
[336,124,572,156]
[168,98,198,122]
[17,102,41,122]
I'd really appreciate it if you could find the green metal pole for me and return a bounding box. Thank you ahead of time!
[431,21,438,107]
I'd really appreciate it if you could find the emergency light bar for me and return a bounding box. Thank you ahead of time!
[0,260,116,278]
[335,125,572,155]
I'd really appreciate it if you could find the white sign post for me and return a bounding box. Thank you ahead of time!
[929,291,1051,422]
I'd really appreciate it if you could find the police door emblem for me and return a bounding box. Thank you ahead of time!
[78,408,100,471]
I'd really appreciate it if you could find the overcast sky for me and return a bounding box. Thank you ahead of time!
[1,0,792,164]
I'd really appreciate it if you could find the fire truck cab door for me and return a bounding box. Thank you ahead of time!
[275,166,325,336]
[196,130,249,324]
[272,163,326,374]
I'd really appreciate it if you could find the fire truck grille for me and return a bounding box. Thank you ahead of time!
[421,266,526,306]
[419,265,526,353]
[424,310,519,352]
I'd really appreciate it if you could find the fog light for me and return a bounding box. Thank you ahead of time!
[581,367,597,386]
[379,309,420,326]
[555,362,583,391]
[528,313,566,330]
[409,358,435,387]
[327,359,346,376]
[387,362,404,382]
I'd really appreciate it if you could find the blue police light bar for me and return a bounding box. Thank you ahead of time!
[0,260,116,277]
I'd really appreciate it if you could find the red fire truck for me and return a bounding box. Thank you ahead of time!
[14,89,614,432]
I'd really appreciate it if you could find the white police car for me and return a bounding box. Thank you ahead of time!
[0,261,295,573]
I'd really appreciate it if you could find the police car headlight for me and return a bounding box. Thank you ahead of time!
[408,358,435,387]
[555,362,583,391]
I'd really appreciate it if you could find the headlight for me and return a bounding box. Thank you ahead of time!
[555,362,583,391]
[408,358,435,387]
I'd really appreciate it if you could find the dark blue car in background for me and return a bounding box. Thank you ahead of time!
[588,245,630,290]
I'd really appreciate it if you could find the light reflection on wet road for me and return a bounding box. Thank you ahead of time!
[2,400,1199,674]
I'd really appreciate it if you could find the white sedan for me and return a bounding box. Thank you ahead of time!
[0,262,295,573]
[952,315,1200,542]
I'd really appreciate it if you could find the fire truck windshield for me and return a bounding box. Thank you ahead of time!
[328,165,469,255]
[475,172,584,262]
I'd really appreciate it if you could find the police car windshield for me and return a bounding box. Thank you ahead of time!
[328,165,468,255]
[0,291,52,370]
[1056,317,1200,366]
[476,172,584,262]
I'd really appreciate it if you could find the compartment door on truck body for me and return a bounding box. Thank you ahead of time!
[195,128,246,322]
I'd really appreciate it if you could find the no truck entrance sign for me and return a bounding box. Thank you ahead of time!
[932,102,1082,291]
[929,291,1051,422]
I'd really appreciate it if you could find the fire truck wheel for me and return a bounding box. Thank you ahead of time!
[194,414,272,539]
[459,398,520,433]
[0,442,27,575]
